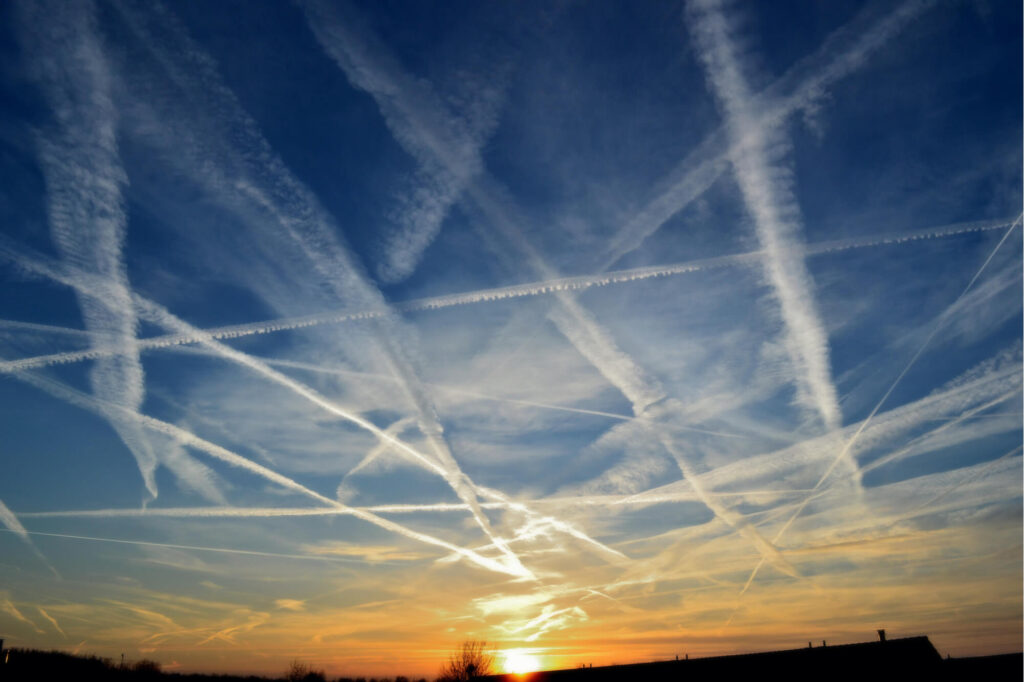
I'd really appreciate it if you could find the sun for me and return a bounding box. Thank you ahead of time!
[502,649,542,675]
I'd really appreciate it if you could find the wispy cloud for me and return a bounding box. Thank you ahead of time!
[1,596,45,635]
[36,606,67,638]
[301,541,432,563]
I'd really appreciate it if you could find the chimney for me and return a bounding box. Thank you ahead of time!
[877,629,886,642]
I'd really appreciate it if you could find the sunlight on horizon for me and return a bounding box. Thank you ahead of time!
[501,649,543,675]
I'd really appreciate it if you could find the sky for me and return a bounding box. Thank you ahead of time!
[0,0,1020,678]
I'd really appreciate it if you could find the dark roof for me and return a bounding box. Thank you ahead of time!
[485,636,945,682]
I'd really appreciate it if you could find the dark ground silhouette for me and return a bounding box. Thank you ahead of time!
[0,648,426,682]
[1,635,1020,682]
[481,634,1021,682]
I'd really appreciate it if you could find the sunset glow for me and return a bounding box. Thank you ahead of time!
[0,0,1020,678]
[502,650,542,675]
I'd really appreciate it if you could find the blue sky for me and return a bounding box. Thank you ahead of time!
[0,0,1020,676]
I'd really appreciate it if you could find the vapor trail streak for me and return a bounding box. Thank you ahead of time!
[0,498,59,578]
[854,391,1020,480]
[300,0,504,283]
[0,498,32,545]
[0,319,90,338]
[171,348,749,440]
[36,606,66,638]
[20,0,164,502]
[805,219,1020,502]
[292,0,927,573]
[687,0,843,434]
[108,0,537,575]
[600,0,936,268]
[2,242,534,576]
[897,445,1022,519]
[0,241,629,568]
[1,598,45,635]
[19,485,818,521]
[0,528,400,565]
[10,370,531,578]
[737,217,1021,596]
[0,218,1009,376]
[337,416,418,501]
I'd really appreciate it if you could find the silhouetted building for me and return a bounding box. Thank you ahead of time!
[483,634,1021,682]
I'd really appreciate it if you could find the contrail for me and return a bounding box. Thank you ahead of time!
[0,241,624,568]
[36,606,66,638]
[0,498,32,545]
[289,0,923,574]
[475,484,629,562]
[600,0,936,268]
[737,217,1021,596]
[0,528,405,566]
[110,0,530,576]
[4,240,533,577]
[0,0,970,585]
[1,598,45,635]
[18,486,819,521]
[18,0,163,503]
[474,177,807,575]
[855,391,1020,481]
[0,227,1011,569]
[623,352,1022,597]
[0,319,90,338]
[11,369,532,578]
[299,0,506,283]
[168,346,749,440]
[434,383,750,440]
[0,218,1009,376]
[692,359,1021,512]
[0,498,59,578]
[686,0,843,435]
[337,416,417,501]
[803,219,1020,507]
[896,445,1022,520]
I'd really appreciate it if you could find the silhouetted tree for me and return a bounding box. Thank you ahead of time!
[133,658,163,678]
[285,659,326,682]
[437,641,494,681]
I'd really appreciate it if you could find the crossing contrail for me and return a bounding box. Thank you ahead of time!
[735,217,1021,598]
[107,0,534,576]
[1,218,1005,376]
[599,0,937,269]
[687,0,842,434]
[11,369,532,579]
[3,239,624,567]
[3,261,623,570]
[20,0,163,503]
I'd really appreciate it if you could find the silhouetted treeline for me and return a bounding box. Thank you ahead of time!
[0,649,427,682]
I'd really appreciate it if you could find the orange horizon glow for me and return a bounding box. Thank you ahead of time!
[501,648,544,675]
